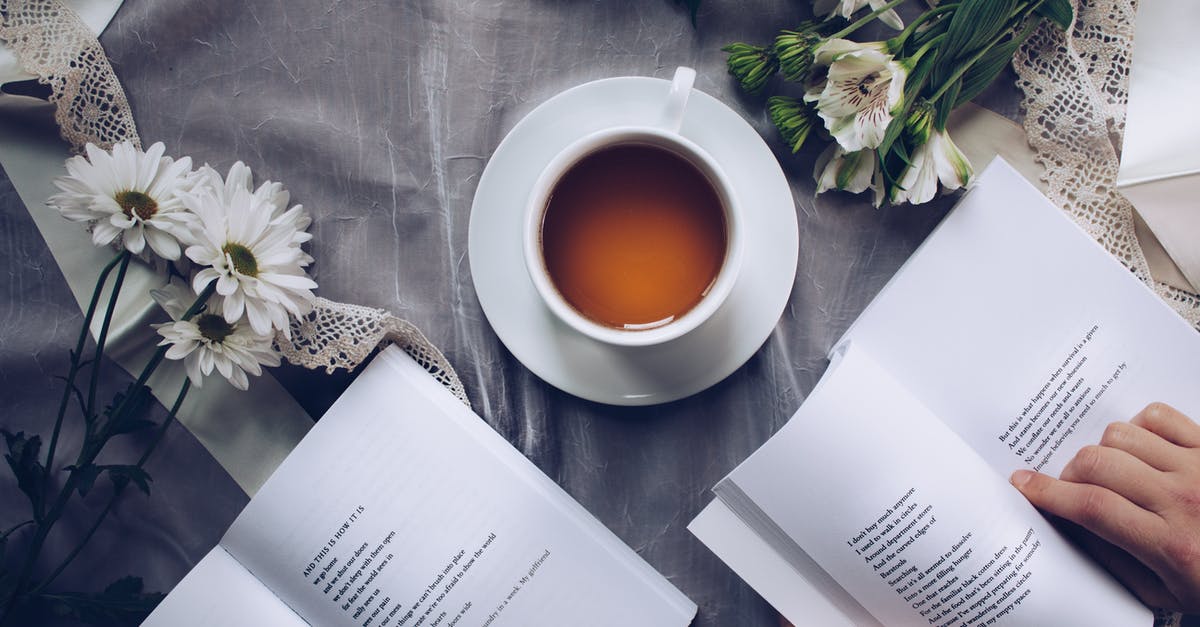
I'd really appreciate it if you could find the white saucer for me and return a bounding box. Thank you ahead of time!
[468,75,798,405]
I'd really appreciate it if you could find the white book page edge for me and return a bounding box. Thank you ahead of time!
[689,499,857,627]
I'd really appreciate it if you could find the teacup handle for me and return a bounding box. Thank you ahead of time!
[662,66,696,133]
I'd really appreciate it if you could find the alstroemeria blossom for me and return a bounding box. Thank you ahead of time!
[892,130,973,205]
[805,40,907,152]
[152,282,280,390]
[814,144,885,207]
[48,141,197,259]
[183,170,316,338]
[813,0,904,30]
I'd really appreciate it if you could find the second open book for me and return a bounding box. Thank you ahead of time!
[691,159,1200,626]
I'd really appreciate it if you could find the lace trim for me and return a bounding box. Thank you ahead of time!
[0,0,469,405]
[1013,0,1200,328]
[0,0,138,151]
[279,298,467,404]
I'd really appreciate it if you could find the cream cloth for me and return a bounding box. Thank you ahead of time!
[1117,0,1200,295]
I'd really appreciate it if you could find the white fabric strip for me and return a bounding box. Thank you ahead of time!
[0,94,313,496]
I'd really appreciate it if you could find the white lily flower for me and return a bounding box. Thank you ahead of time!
[813,0,904,30]
[892,130,973,205]
[152,282,281,391]
[814,144,886,207]
[805,39,907,152]
[812,38,890,67]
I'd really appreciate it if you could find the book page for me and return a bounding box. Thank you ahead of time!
[840,159,1200,478]
[218,346,695,627]
[722,345,1149,626]
[688,499,861,627]
[143,546,306,626]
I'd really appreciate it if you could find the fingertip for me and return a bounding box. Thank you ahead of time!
[1010,469,1037,490]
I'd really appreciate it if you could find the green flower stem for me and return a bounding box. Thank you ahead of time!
[891,3,958,51]
[96,280,215,443]
[41,251,125,504]
[829,0,906,40]
[85,252,132,428]
[0,520,34,540]
[4,281,216,617]
[907,33,946,69]
[28,378,192,597]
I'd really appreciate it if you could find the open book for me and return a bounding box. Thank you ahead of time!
[689,159,1200,626]
[145,346,696,627]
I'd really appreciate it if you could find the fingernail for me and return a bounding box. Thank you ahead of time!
[1010,469,1034,488]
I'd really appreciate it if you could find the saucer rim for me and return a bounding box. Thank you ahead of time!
[468,74,798,405]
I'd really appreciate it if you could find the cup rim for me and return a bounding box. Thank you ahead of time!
[523,126,743,347]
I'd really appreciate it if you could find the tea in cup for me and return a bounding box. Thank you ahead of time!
[523,67,742,347]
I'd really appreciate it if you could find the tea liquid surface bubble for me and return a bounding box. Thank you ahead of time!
[540,144,727,330]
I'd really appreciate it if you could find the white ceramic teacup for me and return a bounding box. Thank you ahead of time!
[523,67,743,348]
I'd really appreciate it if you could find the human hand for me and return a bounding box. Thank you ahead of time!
[1010,402,1200,613]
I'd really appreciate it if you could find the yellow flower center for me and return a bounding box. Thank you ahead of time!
[222,243,259,277]
[197,313,234,343]
[115,190,158,221]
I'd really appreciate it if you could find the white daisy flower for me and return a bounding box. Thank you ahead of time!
[182,177,317,338]
[813,0,904,30]
[180,170,316,333]
[195,161,314,263]
[892,130,974,205]
[197,162,314,240]
[48,141,197,260]
[152,282,281,391]
[805,39,907,152]
[813,144,885,207]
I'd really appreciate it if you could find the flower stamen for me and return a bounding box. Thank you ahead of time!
[196,313,235,343]
[115,190,158,221]
[222,242,259,277]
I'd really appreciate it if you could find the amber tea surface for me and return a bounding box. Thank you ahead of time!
[540,144,727,329]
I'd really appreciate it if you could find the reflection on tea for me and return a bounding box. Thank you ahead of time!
[540,144,727,330]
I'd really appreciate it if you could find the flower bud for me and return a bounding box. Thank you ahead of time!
[904,100,936,146]
[768,96,816,153]
[722,42,779,95]
[774,25,821,82]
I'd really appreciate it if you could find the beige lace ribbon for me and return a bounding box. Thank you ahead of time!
[0,0,468,404]
[1014,0,1200,328]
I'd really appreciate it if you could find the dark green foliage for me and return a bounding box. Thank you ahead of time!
[2,431,45,518]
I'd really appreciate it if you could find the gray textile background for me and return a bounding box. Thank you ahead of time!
[0,0,1031,625]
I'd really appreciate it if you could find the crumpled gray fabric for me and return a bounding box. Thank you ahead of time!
[3,0,1026,624]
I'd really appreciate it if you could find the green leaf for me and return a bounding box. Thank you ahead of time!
[935,77,961,130]
[100,383,153,439]
[105,465,153,496]
[2,429,45,515]
[952,19,1040,109]
[932,0,1018,87]
[64,464,103,498]
[35,576,165,626]
[1035,0,1073,30]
